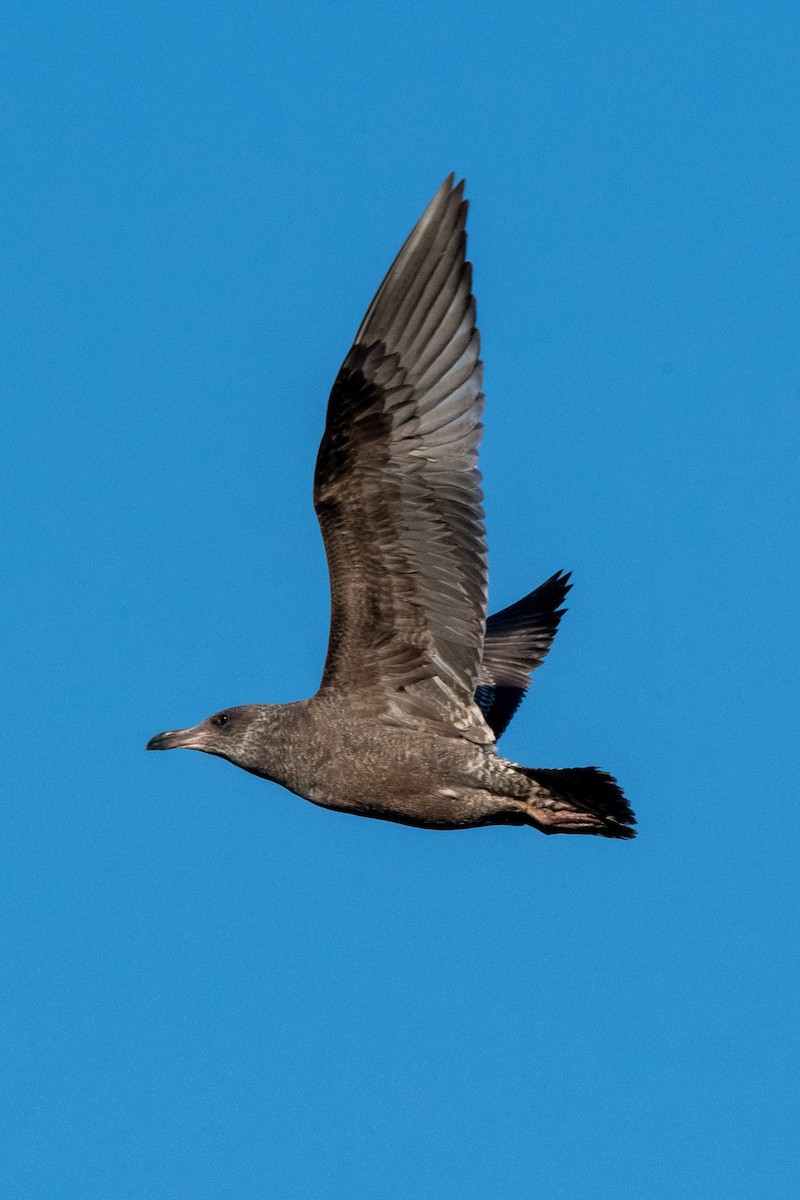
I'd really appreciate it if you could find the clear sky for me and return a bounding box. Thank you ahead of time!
[3,2,798,1197]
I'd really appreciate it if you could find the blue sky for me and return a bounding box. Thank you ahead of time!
[3,2,798,1196]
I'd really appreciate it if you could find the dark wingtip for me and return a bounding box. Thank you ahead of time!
[437,173,466,215]
[433,172,459,204]
[539,569,573,611]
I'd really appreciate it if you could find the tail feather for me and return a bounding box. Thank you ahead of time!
[517,766,636,839]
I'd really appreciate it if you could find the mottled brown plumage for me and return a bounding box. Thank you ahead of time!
[147,177,635,840]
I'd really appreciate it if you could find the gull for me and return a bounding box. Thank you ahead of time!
[147,177,634,839]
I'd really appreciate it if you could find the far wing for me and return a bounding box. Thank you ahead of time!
[475,571,571,738]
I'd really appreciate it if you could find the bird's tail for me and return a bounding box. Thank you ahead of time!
[515,766,636,839]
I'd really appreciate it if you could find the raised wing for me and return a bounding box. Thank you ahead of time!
[314,177,491,743]
[476,571,571,739]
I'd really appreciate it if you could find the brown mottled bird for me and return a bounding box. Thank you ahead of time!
[147,177,635,839]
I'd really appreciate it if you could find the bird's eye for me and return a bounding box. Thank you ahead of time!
[212,712,230,728]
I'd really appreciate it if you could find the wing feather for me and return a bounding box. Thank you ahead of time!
[314,178,491,742]
[475,572,572,738]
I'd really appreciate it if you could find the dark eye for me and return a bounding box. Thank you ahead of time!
[212,712,230,728]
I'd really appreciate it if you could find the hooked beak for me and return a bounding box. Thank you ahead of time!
[146,726,204,752]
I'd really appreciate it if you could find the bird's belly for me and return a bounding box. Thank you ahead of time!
[301,778,507,830]
[281,712,514,829]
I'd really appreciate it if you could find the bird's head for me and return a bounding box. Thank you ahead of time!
[146,704,272,774]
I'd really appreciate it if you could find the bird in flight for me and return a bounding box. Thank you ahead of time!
[147,177,635,839]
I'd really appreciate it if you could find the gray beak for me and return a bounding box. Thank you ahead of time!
[146,726,203,751]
